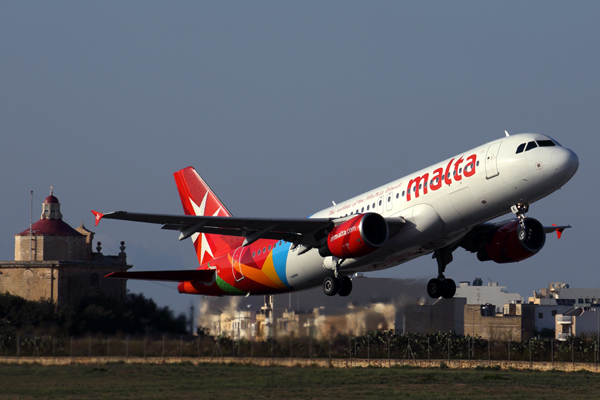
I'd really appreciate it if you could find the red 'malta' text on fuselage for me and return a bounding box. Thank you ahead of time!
[406,154,477,201]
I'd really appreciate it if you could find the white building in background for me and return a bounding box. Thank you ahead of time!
[530,282,600,307]
[528,282,600,341]
[454,278,523,312]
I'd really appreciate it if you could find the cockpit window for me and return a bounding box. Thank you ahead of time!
[525,141,538,151]
[516,143,526,154]
[537,140,556,147]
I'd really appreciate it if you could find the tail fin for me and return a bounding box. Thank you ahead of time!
[174,167,243,266]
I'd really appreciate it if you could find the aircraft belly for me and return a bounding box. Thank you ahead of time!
[284,247,328,290]
[376,203,447,260]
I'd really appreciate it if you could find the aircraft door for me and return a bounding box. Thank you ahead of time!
[377,195,384,214]
[231,246,245,282]
[485,142,502,179]
[386,191,394,212]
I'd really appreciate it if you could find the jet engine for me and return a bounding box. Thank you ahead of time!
[319,213,388,258]
[477,218,546,263]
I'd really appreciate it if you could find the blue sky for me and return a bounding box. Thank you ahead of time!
[1,2,598,315]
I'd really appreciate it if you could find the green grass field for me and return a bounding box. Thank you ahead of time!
[0,363,599,399]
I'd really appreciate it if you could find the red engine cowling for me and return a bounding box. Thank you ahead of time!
[477,218,546,263]
[319,213,389,258]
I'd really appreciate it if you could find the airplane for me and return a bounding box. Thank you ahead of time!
[92,132,579,299]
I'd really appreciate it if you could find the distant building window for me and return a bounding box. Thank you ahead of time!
[552,310,557,316]
[538,313,543,319]
[578,298,584,304]
[90,273,99,288]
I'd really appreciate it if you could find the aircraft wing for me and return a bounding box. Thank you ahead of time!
[458,219,571,253]
[92,210,405,248]
[92,210,334,244]
[545,224,571,239]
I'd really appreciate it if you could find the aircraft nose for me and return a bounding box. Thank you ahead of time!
[551,147,579,180]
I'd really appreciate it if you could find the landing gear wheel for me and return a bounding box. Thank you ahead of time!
[323,276,340,296]
[338,277,353,297]
[441,278,456,299]
[427,278,443,298]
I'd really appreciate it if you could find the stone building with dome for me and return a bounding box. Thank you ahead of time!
[0,189,132,308]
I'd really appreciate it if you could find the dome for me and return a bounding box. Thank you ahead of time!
[18,219,82,236]
[44,195,59,204]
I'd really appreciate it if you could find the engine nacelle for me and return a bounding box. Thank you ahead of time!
[477,218,546,264]
[319,213,388,259]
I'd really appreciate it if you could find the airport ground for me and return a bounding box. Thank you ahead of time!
[1,360,600,399]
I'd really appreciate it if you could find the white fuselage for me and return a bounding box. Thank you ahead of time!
[281,133,578,290]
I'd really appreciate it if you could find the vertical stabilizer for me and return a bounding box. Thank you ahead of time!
[173,167,243,266]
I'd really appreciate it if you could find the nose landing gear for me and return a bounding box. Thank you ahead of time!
[511,203,529,230]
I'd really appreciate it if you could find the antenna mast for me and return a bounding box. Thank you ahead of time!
[29,191,33,261]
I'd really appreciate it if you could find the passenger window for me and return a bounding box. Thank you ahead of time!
[516,143,526,154]
[525,141,538,151]
[395,193,399,199]
[366,205,370,210]
[537,140,556,147]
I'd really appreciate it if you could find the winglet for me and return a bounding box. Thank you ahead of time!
[91,210,104,226]
[552,223,568,239]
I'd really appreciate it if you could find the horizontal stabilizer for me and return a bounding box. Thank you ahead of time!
[104,269,215,283]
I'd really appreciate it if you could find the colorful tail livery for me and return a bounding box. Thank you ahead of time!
[95,132,578,299]
[174,167,243,266]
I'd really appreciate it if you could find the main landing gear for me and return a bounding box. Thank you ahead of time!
[323,275,353,297]
[322,256,352,297]
[427,247,456,299]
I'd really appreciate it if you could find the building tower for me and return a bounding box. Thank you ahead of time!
[0,188,132,307]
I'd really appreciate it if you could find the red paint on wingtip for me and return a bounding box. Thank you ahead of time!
[91,210,104,226]
[552,224,564,239]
